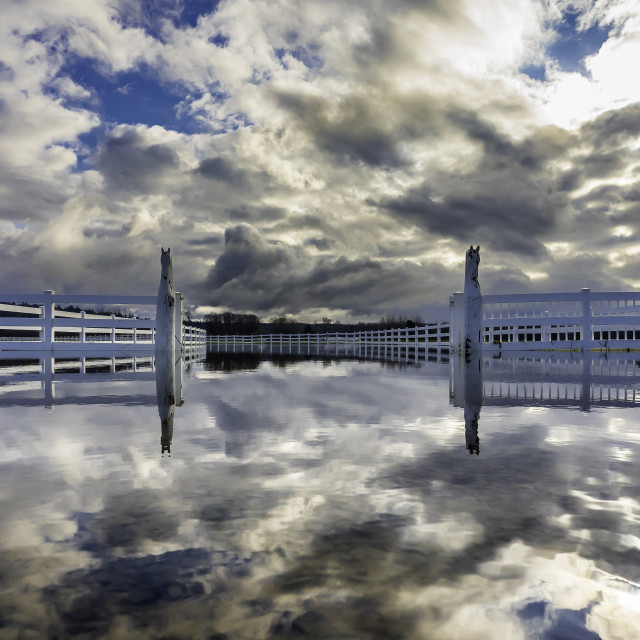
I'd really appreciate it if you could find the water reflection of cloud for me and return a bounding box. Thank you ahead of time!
[0,356,639,638]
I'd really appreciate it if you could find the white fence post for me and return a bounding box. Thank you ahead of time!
[43,290,54,349]
[451,293,464,352]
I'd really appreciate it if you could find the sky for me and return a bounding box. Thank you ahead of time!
[1,0,640,321]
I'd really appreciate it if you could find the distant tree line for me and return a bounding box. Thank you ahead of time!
[189,311,425,336]
[197,312,261,335]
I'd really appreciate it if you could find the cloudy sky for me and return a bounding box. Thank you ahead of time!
[1,0,640,321]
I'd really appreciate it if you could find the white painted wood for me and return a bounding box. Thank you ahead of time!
[155,248,176,356]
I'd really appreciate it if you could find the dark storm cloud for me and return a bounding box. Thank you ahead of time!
[274,90,411,167]
[194,156,263,189]
[97,129,179,193]
[0,168,69,220]
[377,113,576,256]
[196,156,237,181]
[379,183,559,257]
[206,223,294,291]
[202,223,454,314]
[580,101,640,150]
[580,151,627,179]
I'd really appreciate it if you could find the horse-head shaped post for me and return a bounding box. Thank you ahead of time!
[156,247,176,354]
[465,245,481,291]
[464,245,482,355]
[160,247,173,289]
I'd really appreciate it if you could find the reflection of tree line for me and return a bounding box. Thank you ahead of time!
[204,351,433,372]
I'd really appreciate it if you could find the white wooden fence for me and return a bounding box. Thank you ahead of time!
[450,288,640,351]
[207,288,640,353]
[206,323,451,349]
[0,291,206,352]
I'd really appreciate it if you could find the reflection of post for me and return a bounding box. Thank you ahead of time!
[43,354,54,410]
[175,352,184,408]
[581,350,592,412]
[464,353,483,455]
[156,349,176,456]
[451,353,465,407]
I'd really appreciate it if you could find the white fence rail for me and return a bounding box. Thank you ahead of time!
[207,323,451,349]
[0,291,206,351]
[450,288,640,351]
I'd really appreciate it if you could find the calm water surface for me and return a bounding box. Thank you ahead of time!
[1,348,639,639]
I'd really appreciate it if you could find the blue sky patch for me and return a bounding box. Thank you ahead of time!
[547,9,612,75]
[50,56,208,134]
[274,44,324,71]
[520,63,546,82]
[209,33,230,47]
[115,0,222,41]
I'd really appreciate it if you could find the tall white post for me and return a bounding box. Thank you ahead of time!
[464,246,482,355]
[156,248,175,360]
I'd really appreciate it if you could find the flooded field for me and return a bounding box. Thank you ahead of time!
[0,348,639,639]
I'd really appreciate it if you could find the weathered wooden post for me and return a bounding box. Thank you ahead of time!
[464,246,482,356]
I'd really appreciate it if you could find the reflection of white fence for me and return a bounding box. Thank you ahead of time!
[0,346,205,408]
[207,324,451,349]
[450,288,640,351]
[450,352,640,410]
[0,291,206,351]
